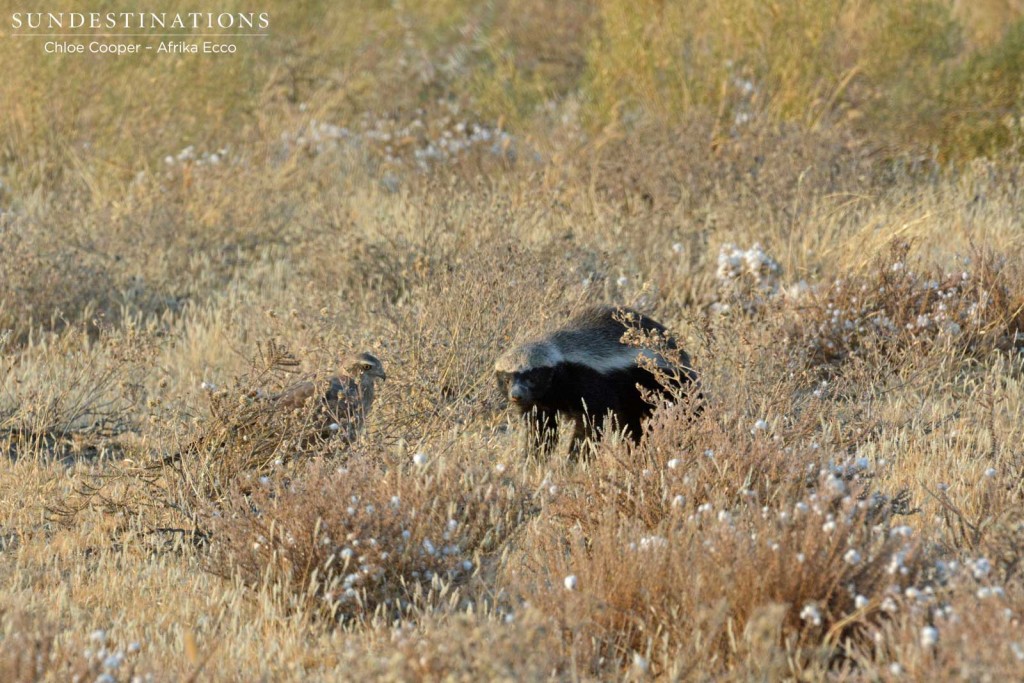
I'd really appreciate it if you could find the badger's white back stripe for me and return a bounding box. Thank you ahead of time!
[494,341,563,373]
[495,305,686,376]
[496,341,673,375]
[560,345,639,372]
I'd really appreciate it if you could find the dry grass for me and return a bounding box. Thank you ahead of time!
[3,1,1024,680]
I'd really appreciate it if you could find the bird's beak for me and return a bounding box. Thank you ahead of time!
[375,369,387,382]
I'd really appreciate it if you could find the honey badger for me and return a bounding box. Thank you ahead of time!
[495,305,699,458]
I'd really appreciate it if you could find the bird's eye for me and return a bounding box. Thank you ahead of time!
[360,363,373,370]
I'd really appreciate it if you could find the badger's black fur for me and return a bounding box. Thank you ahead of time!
[495,305,699,458]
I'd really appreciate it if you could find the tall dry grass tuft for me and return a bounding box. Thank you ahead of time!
[0,218,118,344]
[1,320,157,462]
[367,610,568,680]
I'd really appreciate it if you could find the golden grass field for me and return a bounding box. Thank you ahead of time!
[3,0,1024,680]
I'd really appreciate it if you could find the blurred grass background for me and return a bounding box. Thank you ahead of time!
[3,0,1024,342]
[3,0,1024,178]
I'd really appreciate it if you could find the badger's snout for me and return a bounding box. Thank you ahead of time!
[509,382,530,403]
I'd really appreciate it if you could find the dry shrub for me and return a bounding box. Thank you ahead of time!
[0,611,149,683]
[630,308,885,506]
[851,583,1024,679]
[45,235,601,566]
[712,242,785,315]
[790,240,1024,368]
[930,474,1024,586]
[557,413,809,530]
[207,454,532,623]
[367,239,607,445]
[512,474,928,678]
[47,339,351,538]
[173,341,341,475]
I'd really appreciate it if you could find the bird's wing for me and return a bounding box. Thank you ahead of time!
[271,380,317,411]
[264,372,373,443]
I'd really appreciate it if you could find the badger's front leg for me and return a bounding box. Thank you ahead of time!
[568,411,605,462]
[524,407,559,458]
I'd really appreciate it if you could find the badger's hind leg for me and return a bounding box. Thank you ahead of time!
[523,407,559,458]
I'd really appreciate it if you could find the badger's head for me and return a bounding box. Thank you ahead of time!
[494,341,561,411]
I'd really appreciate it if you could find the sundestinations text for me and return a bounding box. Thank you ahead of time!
[12,12,269,30]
